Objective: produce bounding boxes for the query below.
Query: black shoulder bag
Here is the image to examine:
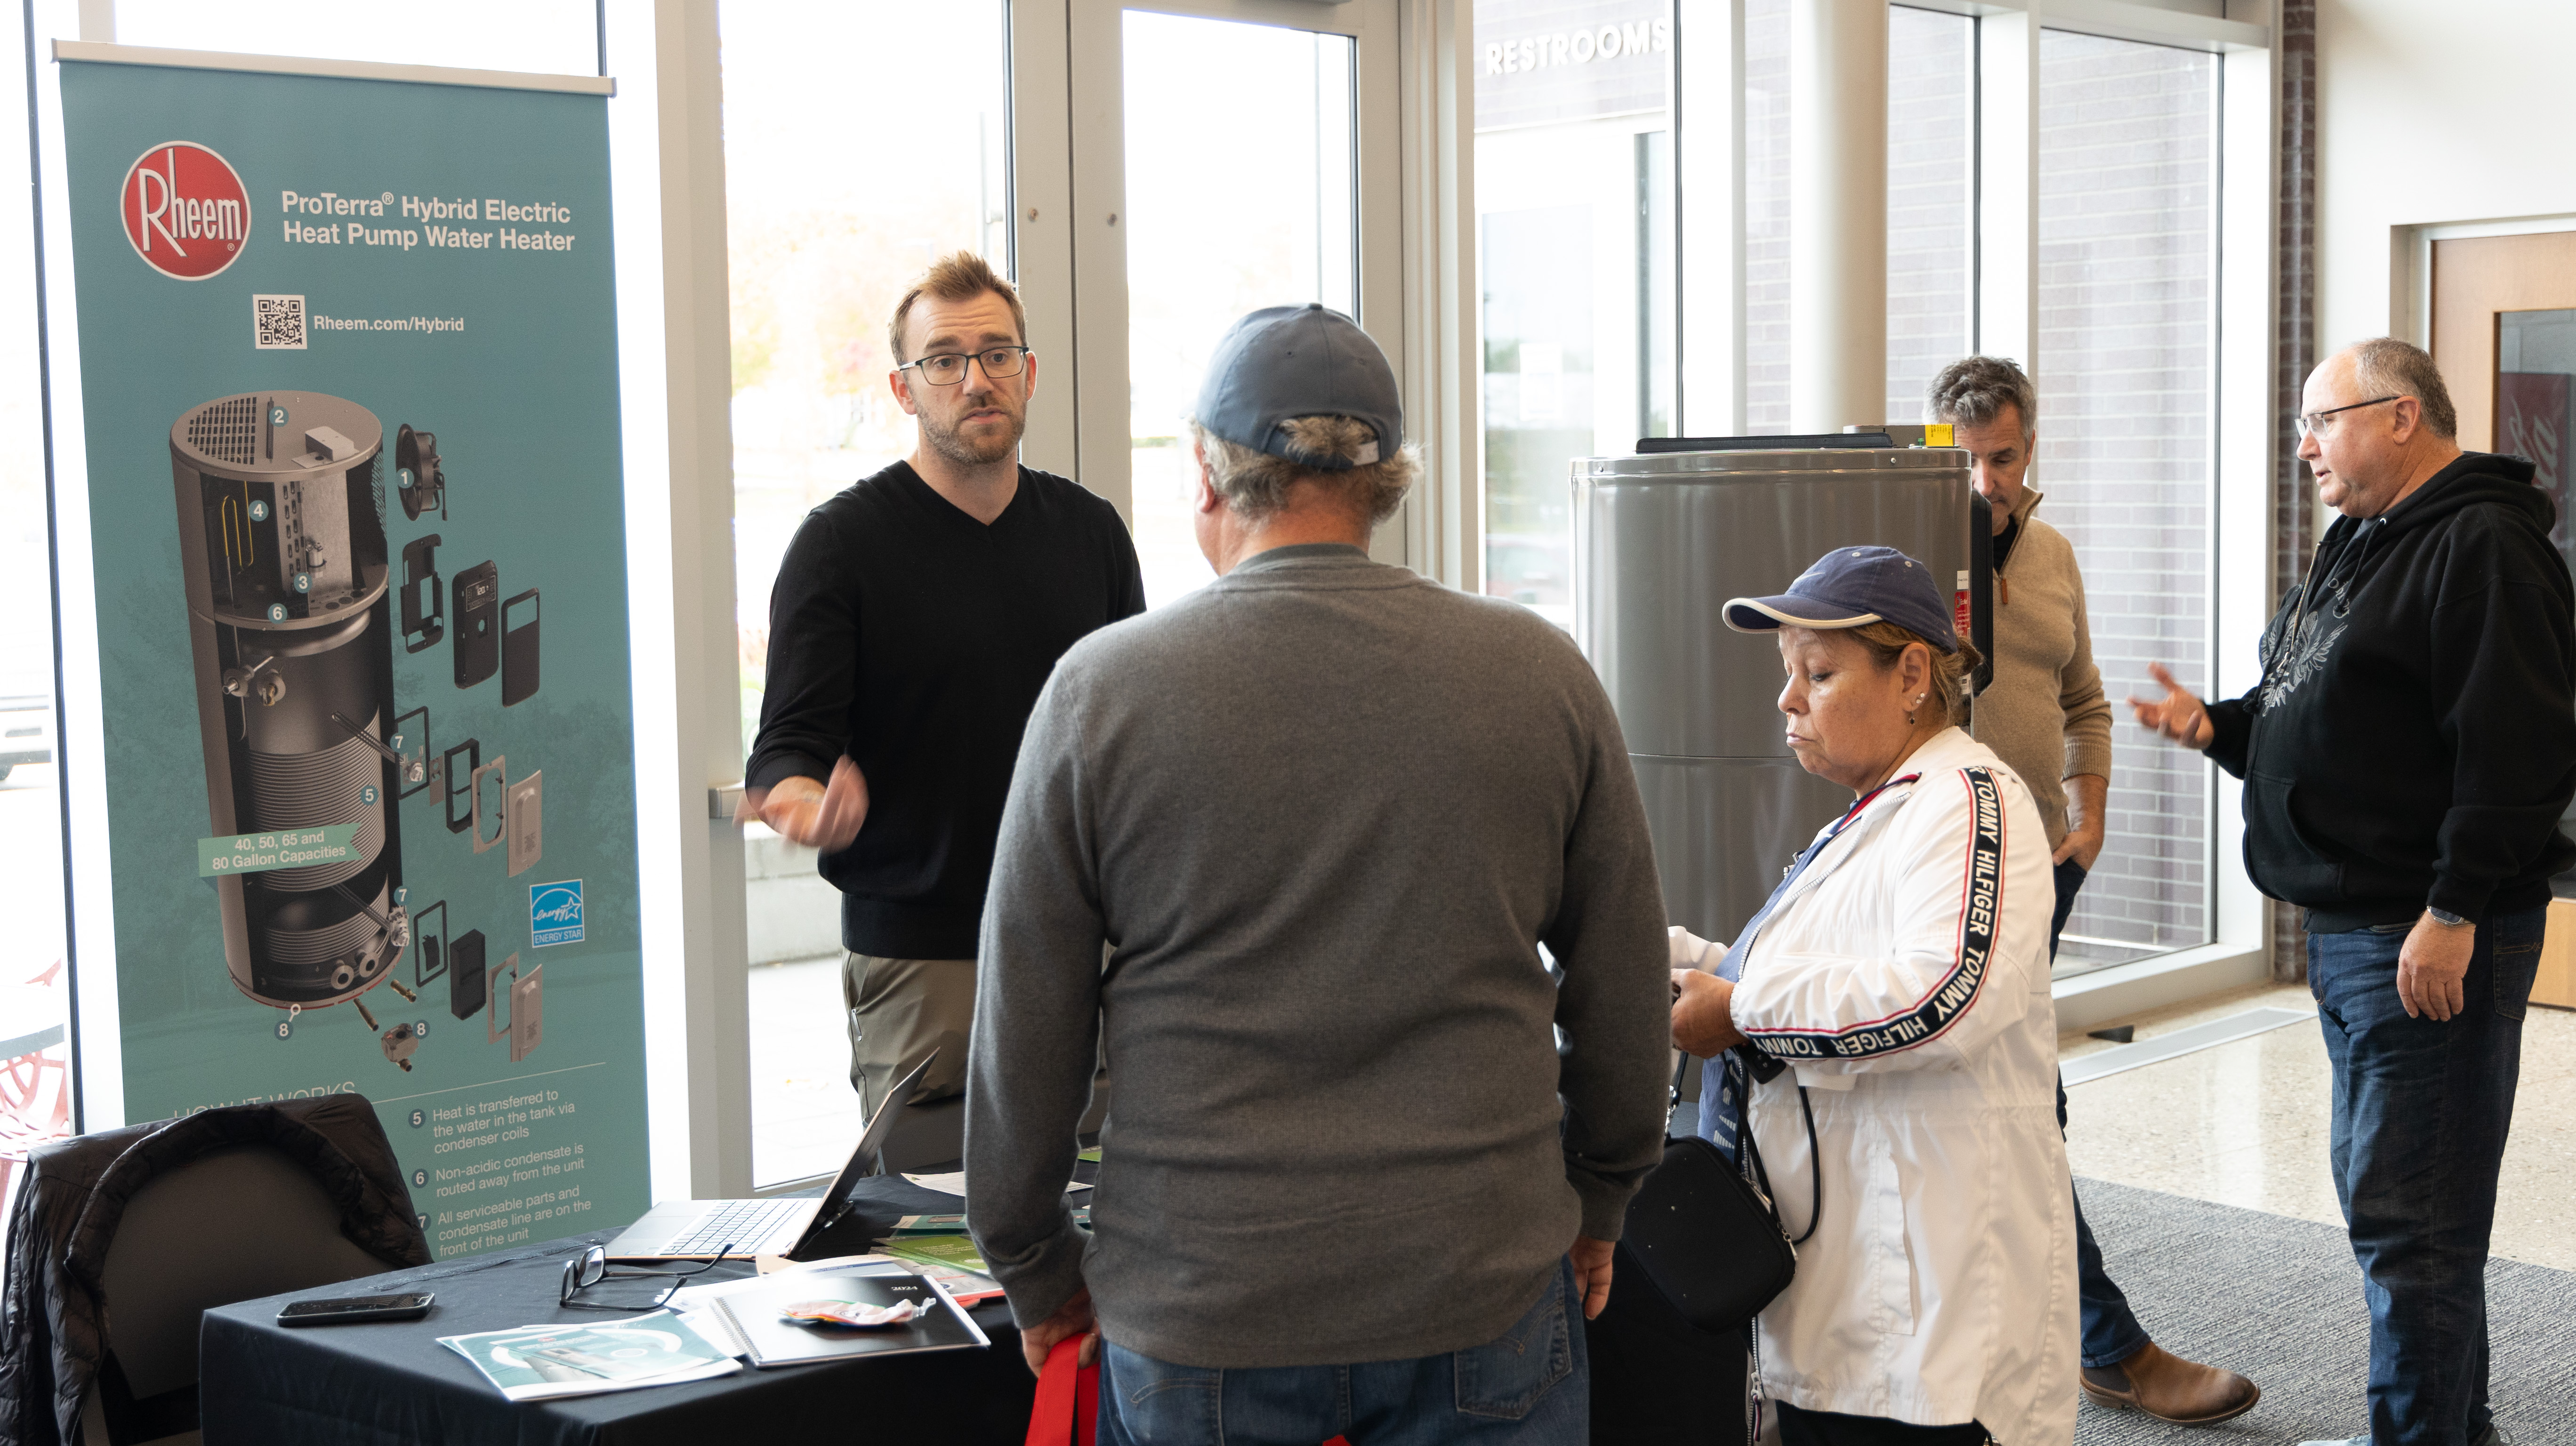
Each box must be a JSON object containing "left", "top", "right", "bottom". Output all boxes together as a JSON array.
[{"left": 1615, "top": 1046, "right": 1820, "bottom": 1335}]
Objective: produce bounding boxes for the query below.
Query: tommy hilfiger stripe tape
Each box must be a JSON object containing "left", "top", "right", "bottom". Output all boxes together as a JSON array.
[{"left": 1747, "top": 767, "right": 2005, "bottom": 1061}]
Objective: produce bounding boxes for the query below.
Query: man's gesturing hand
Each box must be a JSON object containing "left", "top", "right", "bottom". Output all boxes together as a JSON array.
[
  {"left": 2126, "top": 662, "right": 2215, "bottom": 750},
  {"left": 1568, "top": 1236, "right": 1615, "bottom": 1320},
  {"left": 1671, "top": 969, "right": 1746, "bottom": 1058},
  {"left": 2397, "top": 912, "right": 2475, "bottom": 1021},
  {"left": 1020, "top": 1287, "right": 1098, "bottom": 1377},
  {"left": 738, "top": 755, "right": 870, "bottom": 849}
]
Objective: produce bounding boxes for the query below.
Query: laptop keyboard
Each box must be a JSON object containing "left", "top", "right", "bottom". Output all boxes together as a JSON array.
[{"left": 661, "top": 1197, "right": 803, "bottom": 1256}]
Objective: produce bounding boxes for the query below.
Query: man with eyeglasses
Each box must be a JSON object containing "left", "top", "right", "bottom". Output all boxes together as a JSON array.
[
  {"left": 742, "top": 251, "right": 1144, "bottom": 1121},
  {"left": 2133, "top": 337, "right": 2574, "bottom": 1446}
]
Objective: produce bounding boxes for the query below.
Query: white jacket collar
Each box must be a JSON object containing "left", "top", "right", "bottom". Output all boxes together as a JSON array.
[{"left": 1774, "top": 727, "right": 1984, "bottom": 906}]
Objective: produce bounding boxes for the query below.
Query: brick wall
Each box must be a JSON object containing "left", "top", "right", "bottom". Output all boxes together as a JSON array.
[
  {"left": 2271, "top": 0, "right": 2318, "bottom": 979},
  {"left": 2034, "top": 29, "right": 2218, "bottom": 953}
]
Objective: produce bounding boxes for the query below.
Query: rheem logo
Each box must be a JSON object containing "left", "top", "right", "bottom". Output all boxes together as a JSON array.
[{"left": 120, "top": 141, "right": 249, "bottom": 281}]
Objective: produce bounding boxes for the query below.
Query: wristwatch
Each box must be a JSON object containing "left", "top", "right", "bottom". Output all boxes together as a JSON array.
[{"left": 2426, "top": 907, "right": 2472, "bottom": 928}]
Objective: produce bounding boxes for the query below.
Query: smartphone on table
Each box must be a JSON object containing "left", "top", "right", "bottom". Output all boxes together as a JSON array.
[{"left": 276, "top": 1292, "right": 435, "bottom": 1326}]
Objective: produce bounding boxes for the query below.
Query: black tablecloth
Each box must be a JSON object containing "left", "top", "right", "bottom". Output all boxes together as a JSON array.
[{"left": 198, "top": 1177, "right": 1038, "bottom": 1446}]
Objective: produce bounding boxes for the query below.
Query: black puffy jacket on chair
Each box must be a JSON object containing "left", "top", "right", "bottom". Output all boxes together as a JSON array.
[{"left": 0, "top": 1095, "right": 430, "bottom": 1446}]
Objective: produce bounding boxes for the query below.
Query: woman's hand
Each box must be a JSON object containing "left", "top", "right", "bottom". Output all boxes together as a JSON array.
[{"left": 1671, "top": 969, "right": 1746, "bottom": 1057}]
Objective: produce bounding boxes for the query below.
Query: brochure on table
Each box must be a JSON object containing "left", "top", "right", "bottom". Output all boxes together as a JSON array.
[
  {"left": 441, "top": 1311, "right": 740, "bottom": 1401},
  {"left": 700, "top": 1263, "right": 990, "bottom": 1369},
  {"left": 45, "top": 50, "right": 645, "bottom": 1258}
]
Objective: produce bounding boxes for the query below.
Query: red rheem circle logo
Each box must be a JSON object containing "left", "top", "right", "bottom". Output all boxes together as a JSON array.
[{"left": 120, "top": 141, "right": 250, "bottom": 281}]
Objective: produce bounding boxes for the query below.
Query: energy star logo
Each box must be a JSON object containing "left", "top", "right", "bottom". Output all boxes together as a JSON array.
[
  {"left": 120, "top": 141, "right": 250, "bottom": 280},
  {"left": 530, "top": 880, "right": 584, "bottom": 948}
]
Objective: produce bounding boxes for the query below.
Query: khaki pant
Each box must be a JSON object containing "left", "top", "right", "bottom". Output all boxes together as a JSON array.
[
  {"left": 841, "top": 953, "right": 975, "bottom": 1117},
  {"left": 840, "top": 950, "right": 1112, "bottom": 1130}
]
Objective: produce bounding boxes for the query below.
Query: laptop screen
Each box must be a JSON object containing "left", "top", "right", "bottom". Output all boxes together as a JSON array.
[{"left": 811, "top": 1048, "right": 937, "bottom": 1221}]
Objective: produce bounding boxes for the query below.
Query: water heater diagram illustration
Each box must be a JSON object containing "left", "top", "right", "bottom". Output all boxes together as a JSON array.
[{"left": 173, "top": 390, "right": 413, "bottom": 1018}]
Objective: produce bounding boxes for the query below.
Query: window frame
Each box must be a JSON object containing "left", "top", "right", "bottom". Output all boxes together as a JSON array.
[
  {"left": 16, "top": 0, "right": 2279, "bottom": 1169},
  {"left": 1663, "top": 0, "right": 2281, "bottom": 1023},
  {"left": 1021, "top": 0, "right": 1420, "bottom": 571}
]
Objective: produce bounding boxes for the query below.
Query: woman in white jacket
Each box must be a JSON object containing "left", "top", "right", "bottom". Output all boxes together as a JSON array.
[{"left": 1668, "top": 545, "right": 2076, "bottom": 1446}]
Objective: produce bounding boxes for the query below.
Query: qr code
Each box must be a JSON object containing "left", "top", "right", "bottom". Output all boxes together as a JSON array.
[{"left": 253, "top": 294, "right": 306, "bottom": 351}]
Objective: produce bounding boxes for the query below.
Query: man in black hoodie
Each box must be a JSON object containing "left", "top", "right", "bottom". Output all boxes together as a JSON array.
[{"left": 2132, "top": 337, "right": 2573, "bottom": 1446}]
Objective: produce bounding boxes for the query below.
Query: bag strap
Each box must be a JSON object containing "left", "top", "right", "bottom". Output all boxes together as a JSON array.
[
  {"left": 1027, "top": 1336, "right": 1096, "bottom": 1446},
  {"left": 1028, "top": 1335, "right": 1352, "bottom": 1446},
  {"left": 1705, "top": 1043, "right": 1821, "bottom": 1249}
]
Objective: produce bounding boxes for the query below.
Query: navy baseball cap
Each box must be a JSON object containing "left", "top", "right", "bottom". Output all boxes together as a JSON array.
[
  {"left": 1193, "top": 303, "right": 1401, "bottom": 471},
  {"left": 1724, "top": 545, "right": 1960, "bottom": 652}
]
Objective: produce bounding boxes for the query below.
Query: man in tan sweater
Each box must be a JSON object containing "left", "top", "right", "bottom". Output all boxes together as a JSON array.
[{"left": 1930, "top": 356, "right": 2262, "bottom": 1429}]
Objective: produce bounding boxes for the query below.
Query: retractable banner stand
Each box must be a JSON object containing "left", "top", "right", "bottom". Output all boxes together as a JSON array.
[{"left": 50, "top": 54, "right": 644, "bottom": 1257}]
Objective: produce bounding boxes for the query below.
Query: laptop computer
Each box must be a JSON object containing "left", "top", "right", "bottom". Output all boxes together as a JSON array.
[{"left": 604, "top": 1051, "right": 937, "bottom": 1261}]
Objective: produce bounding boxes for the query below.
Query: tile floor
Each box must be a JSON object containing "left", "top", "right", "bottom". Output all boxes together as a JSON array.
[
  {"left": 751, "top": 947, "right": 2576, "bottom": 1272},
  {"left": 2060, "top": 980, "right": 2576, "bottom": 1271}
]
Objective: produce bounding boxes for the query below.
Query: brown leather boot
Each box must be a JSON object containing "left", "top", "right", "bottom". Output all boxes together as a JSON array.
[{"left": 2078, "top": 1342, "right": 2261, "bottom": 1425}]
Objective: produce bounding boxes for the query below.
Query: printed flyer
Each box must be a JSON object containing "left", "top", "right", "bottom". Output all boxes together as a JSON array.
[{"left": 54, "top": 56, "right": 643, "bottom": 1256}]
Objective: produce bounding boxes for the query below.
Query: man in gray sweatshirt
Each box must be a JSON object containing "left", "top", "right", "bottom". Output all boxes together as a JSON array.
[{"left": 967, "top": 303, "right": 1670, "bottom": 1444}]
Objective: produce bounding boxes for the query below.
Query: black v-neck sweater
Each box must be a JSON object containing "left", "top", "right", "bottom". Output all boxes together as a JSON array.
[{"left": 747, "top": 461, "right": 1145, "bottom": 957}]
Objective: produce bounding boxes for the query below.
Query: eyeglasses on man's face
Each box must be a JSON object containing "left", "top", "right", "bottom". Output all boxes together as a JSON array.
[
  {"left": 558, "top": 1242, "right": 731, "bottom": 1310},
  {"left": 898, "top": 345, "right": 1033, "bottom": 386},
  {"left": 2294, "top": 394, "right": 2400, "bottom": 441}
]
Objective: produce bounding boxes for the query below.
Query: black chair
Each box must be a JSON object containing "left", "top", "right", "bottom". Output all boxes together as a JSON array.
[
  {"left": 0, "top": 1097, "right": 428, "bottom": 1446},
  {"left": 83, "top": 1142, "right": 407, "bottom": 1445}
]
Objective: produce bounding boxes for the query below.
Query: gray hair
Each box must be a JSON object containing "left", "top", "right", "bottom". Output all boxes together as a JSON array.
[
  {"left": 1925, "top": 355, "right": 2037, "bottom": 441},
  {"left": 1187, "top": 415, "right": 1418, "bottom": 525},
  {"left": 2344, "top": 337, "right": 2459, "bottom": 439}
]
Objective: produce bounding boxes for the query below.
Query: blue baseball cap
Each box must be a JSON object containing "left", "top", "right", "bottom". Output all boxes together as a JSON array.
[
  {"left": 1724, "top": 545, "right": 1960, "bottom": 652},
  {"left": 1193, "top": 303, "right": 1401, "bottom": 471}
]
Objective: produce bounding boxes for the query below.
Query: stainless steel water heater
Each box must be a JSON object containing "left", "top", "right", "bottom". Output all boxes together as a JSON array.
[
  {"left": 1572, "top": 442, "right": 1982, "bottom": 942},
  {"left": 174, "top": 390, "right": 411, "bottom": 1013}
]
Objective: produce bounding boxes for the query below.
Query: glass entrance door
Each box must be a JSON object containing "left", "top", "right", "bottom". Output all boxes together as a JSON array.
[
  {"left": 719, "top": 0, "right": 1012, "bottom": 1189},
  {"left": 1121, "top": 10, "right": 1357, "bottom": 606},
  {"left": 1064, "top": 0, "right": 1400, "bottom": 604}
]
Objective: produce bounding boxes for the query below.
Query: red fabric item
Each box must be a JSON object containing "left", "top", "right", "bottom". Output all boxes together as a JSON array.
[
  {"left": 1021, "top": 1335, "right": 1352, "bottom": 1446},
  {"left": 1026, "top": 1336, "right": 1095, "bottom": 1446}
]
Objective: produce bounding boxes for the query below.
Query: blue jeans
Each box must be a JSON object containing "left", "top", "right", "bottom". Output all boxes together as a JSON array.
[
  {"left": 2049, "top": 857, "right": 2155, "bottom": 1369},
  {"left": 2309, "top": 906, "right": 2545, "bottom": 1446},
  {"left": 1099, "top": 1259, "right": 1587, "bottom": 1446}
]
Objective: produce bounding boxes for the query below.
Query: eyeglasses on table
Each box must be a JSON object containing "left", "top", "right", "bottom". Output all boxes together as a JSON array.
[{"left": 558, "top": 1241, "right": 735, "bottom": 1311}]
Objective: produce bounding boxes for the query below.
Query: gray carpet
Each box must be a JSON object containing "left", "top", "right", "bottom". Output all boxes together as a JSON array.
[{"left": 2073, "top": 1180, "right": 2576, "bottom": 1445}]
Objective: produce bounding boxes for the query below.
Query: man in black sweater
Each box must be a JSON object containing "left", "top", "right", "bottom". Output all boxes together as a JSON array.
[
  {"left": 2133, "top": 337, "right": 2574, "bottom": 1446},
  {"left": 741, "top": 252, "right": 1144, "bottom": 1117}
]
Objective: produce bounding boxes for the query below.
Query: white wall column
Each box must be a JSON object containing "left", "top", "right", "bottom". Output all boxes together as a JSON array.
[
  {"left": 606, "top": 0, "right": 752, "bottom": 1202},
  {"left": 1010, "top": 0, "right": 1078, "bottom": 483},
  {"left": 1675, "top": 0, "right": 1743, "bottom": 437},
  {"left": 1787, "top": 0, "right": 1886, "bottom": 432},
  {"left": 1975, "top": 8, "right": 2038, "bottom": 368},
  {"left": 1396, "top": 0, "right": 1478, "bottom": 591}
]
